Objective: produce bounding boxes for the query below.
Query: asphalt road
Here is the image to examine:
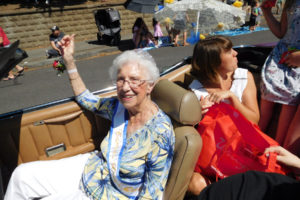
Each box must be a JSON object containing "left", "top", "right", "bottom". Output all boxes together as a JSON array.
[{"left": 0, "top": 30, "right": 278, "bottom": 115}]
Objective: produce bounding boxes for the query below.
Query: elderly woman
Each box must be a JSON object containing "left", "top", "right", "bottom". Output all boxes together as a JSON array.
[{"left": 4, "top": 34, "right": 175, "bottom": 200}]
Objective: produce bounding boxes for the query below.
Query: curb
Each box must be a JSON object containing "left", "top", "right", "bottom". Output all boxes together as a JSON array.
[{"left": 21, "top": 46, "right": 119, "bottom": 69}]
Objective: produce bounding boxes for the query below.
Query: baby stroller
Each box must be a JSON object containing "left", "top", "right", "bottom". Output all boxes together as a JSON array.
[{"left": 94, "top": 8, "right": 121, "bottom": 46}]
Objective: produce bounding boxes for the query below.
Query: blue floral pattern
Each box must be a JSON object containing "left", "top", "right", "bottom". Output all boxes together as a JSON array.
[{"left": 76, "top": 90, "right": 175, "bottom": 200}]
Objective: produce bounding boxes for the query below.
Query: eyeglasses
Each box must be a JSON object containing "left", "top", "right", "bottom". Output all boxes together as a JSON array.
[{"left": 114, "top": 78, "right": 152, "bottom": 89}]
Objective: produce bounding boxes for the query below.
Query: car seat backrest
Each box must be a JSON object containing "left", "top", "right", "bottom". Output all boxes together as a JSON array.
[{"left": 151, "top": 79, "right": 202, "bottom": 200}]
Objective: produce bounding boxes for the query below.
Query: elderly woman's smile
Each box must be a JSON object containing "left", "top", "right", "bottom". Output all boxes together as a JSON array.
[{"left": 116, "top": 62, "right": 152, "bottom": 111}]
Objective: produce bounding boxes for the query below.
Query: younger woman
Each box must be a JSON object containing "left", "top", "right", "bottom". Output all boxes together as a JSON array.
[
  {"left": 189, "top": 35, "right": 259, "bottom": 123},
  {"left": 188, "top": 35, "right": 260, "bottom": 194}
]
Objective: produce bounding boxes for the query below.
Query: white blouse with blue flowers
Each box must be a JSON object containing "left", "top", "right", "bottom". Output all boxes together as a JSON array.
[{"left": 76, "top": 90, "right": 175, "bottom": 200}]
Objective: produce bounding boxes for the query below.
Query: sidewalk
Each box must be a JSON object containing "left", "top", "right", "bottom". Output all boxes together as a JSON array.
[{"left": 21, "top": 35, "right": 133, "bottom": 70}]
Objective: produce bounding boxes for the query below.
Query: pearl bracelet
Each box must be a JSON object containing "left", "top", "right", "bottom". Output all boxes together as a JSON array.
[{"left": 67, "top": 68, "right": 78, "bottom": 74}]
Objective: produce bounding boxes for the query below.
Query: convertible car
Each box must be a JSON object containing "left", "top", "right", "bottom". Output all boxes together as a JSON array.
[{"left": 0, "top": 45, "right": 273, "bottom": 200}]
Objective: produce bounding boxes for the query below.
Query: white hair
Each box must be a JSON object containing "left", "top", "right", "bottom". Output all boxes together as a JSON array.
[{"left": 109, "top": 50, "right": 160, "bottom": 82}]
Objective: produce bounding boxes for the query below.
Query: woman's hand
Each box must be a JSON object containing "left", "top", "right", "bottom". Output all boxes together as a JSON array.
[
  {"left": 264, "top": 146, "right": 300, "bottom": 169},
  {"left": 284, "top": 51, "right": 300, "bottom": 68},
  {"left": 58, "top": 34, "right": 87, "bottom": 96},
  {"left": 58, "top": 34, "right": 75, "bottom": 64},
  {"left": 208, "top": 91, "right": 233, "bottom": 104},
  {"left": 200, "top": 96, "right": 214, "bottom": 114}
]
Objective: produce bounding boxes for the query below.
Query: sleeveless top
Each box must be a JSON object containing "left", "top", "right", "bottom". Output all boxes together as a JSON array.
[{"left": 189, "top": 68, "right": 248, "bottom": 103}]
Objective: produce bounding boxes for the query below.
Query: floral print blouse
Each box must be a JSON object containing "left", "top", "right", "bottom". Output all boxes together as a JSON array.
[{"left": 76, "top": 90, "right": 175, "bottom": 200}]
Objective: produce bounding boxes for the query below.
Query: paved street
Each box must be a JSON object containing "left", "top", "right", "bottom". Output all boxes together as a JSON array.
[{"left": 0, "top": 30, "right": 278, "bottom": 115}]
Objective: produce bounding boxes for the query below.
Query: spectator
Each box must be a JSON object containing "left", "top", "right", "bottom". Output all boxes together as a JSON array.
[
  {"left": 172, "top": 11, "right": 189, "bottom": 46},
  {"left": 249, "top": 0, "right": 260, "bottom": 31},
  {"left": 132, "top": 18, "right": 154, "bottom": 48},
  {"left": 256, "top": 4, "right": 263, "bottom": 27},
  {"left": 153, "top": 18, "right": 163, "bottom": 38},
  {"left": 259, "top": 0, "right": 300, "bottom": 153},
  {"left": 152, "top": 18, "right": 163, "bottom": 46},
  {"left": 0, "top": 27, "right": 24, "bottom": 81},
  {"left": 46, "top": 26, "right": 64, "bottom": 58}
]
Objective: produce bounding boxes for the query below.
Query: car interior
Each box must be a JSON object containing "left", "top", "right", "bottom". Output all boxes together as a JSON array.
[
  {"left": 0, "top": 46, "right": 279, "bottom": 200},
  {"left": 0, "top": 64, "right": 202, "bottom": 200}
]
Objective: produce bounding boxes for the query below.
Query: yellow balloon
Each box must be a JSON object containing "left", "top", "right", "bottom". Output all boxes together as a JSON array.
[
  {"left": 233, "top": 1, "right": 243, "bottom": 7},
  {"left": 200, "top": 34, "right": 206, "bottom": 40},
  {"left": 164, "top": 0, "right": 174, "bottom": 3},
  {"left": 164, "top": 17, "right": 173, "bottom": 24},
  {"left": 217, "top": 22, "right": 224, "bottom": 29}
]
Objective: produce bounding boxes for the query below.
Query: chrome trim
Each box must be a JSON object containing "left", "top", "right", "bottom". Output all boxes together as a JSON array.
[
  {"left": 0, "top": 86, "right": 117, "bottom": 120},
  {"left": 0, "top": 45, "right": 273, "bottom": 120}
]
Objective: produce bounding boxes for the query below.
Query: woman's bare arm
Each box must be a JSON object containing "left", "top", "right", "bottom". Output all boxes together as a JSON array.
[
  {"left": 233, "top": 71, "right": 260, "bottom": 124},
  {"left": 261, "top": 1, "right": 288, "bottom": 38},
  {"left": 59, "top": 34, "right": 87, "bottom": 96}
]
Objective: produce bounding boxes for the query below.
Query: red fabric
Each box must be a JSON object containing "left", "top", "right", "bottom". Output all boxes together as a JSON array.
[
  {"left": 0, "top": 27, "right": 10, "bottom": 47},
  {"left": 195, "top": 103, "right": 287, "bottom": 179}
]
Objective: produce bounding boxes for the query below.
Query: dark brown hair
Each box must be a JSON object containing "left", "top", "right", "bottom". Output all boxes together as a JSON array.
[{"left": 191, "top": 35, "right": 233, "bottom": 84}]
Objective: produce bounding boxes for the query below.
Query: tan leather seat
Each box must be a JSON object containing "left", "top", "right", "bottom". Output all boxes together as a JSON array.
[
  {"left": 151, "top": 79, "right": 202, "bottom": 200},
  {"left": 0, "top": 79, "right": 202, "bottom": 199}
]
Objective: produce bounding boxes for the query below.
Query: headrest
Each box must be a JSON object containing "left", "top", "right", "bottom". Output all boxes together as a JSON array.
[{"left": 151, "top": 79, "right": 201, "bottom": 126}]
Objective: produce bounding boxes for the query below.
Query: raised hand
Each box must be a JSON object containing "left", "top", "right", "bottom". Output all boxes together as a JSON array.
[{"left": 58, "top": 34, "right": 75, "bottom": 62}]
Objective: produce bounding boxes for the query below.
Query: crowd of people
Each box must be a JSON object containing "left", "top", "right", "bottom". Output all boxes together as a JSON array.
[
  {"left": 2, "top": 0, "right": 300, "bottom": 199},
  {"left": 132, "top": 14, "right": 190, "bottom": 48}
]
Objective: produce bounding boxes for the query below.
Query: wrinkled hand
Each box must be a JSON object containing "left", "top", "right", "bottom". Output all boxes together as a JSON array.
[
  {"left": 200, "top": 96, "right": 214, "bottom": 114},
  {"left": 58, "top": 34, "right": 75, "bottom": 62},
  {"left": 264, "top": 146, "right": 300, "bottom": 169},
  {"left": 284, "top": 51, "right": 300, "bottom": 68},
  {"left": 208, "top": 91, "right": 233, "bottom": 104}
]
